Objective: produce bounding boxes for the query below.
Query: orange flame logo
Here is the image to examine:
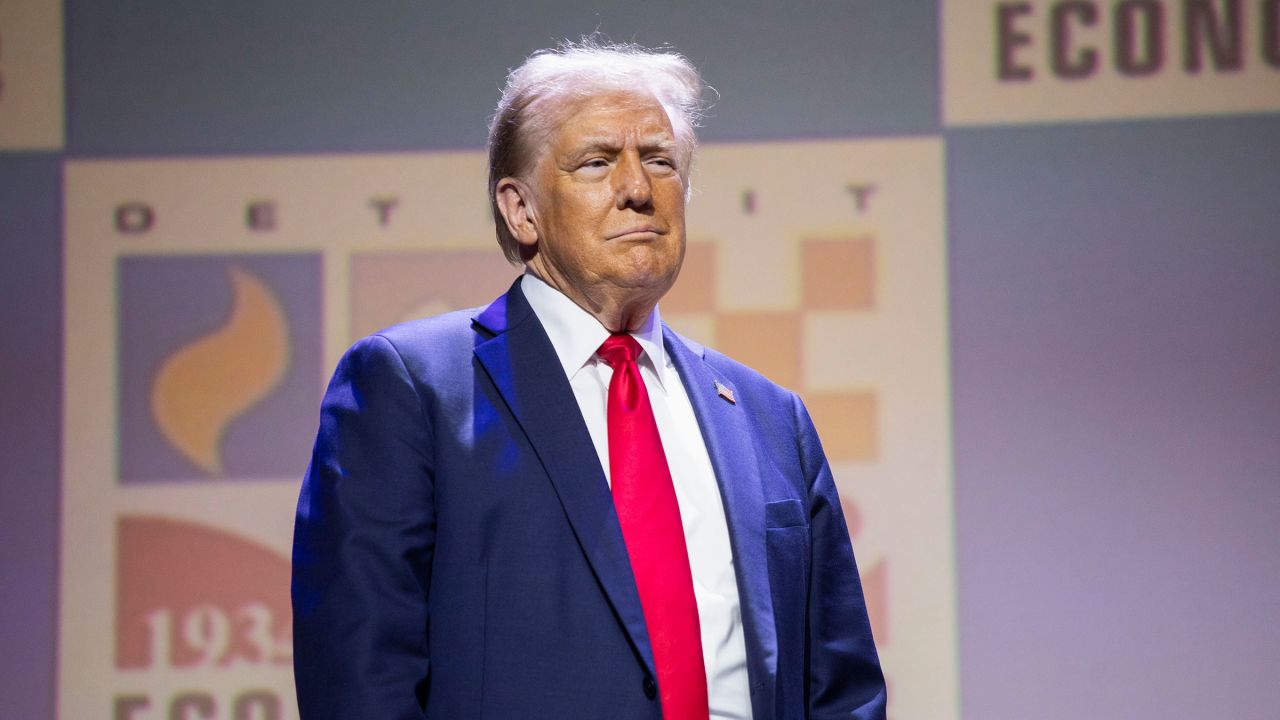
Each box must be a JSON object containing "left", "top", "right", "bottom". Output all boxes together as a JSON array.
[{"left": 149, "top": 266, "right": 290, "bottom": 475}]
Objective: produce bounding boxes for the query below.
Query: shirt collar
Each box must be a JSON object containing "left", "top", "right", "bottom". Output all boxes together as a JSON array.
[{"left": 520, "top": 271, "right": 668, "bottom": 387}]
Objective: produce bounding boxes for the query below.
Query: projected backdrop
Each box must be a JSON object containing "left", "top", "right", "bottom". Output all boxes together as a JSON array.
[{"left": 62, "top": 139, "right": 954, "bottom": 719}]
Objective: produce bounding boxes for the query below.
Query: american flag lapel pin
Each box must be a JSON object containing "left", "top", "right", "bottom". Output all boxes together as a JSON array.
[{"left": 715, "top": 380, "right": 736, "bottom": 404}]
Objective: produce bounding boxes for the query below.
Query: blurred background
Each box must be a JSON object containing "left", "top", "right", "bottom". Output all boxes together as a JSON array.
[{"left": 2, "top": 1, "right": 1278, "bottom": 718}]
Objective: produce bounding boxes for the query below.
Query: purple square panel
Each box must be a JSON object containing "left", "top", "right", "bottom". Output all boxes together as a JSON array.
[{"left": 118, "top": 253, "right": 323, "bottom": 483}]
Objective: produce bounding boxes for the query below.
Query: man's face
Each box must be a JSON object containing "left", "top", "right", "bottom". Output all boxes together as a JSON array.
[{"left": 519, "top": 90, "right": 687, "bottom": 314}]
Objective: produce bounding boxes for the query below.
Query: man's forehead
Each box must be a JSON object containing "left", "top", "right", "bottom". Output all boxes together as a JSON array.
[
  {"left": 517, "top": 87, "right": 691, "bottom": 176},
  {"left": 551, "top": 93, "right": 675, "bottom": 138}
]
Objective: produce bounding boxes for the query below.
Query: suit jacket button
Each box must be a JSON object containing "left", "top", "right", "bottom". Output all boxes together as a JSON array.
[{"left": 642, "top": 676, "right": 657, "bottom": 699}]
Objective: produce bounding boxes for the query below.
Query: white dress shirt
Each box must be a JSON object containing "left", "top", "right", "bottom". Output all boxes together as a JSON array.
[{"left": 520, "top": 272, "right": 754, "bottom": 719}]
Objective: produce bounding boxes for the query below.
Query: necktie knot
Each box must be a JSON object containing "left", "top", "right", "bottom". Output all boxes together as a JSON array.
[{"left": 597, "top": 333, "right": 642, "bottom": 367}]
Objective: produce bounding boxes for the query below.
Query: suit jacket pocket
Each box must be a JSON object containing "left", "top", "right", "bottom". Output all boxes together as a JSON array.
[
  {"left": 765, "top": 497, "right": 806, "bottom": 529},
  {"left": 764, "top": 497, "right": 809, "bottom": 708}
]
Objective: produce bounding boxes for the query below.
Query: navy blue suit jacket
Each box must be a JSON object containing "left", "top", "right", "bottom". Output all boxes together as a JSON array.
[{"left": 292, "top": 278, "right": 885, "bottom": 719}]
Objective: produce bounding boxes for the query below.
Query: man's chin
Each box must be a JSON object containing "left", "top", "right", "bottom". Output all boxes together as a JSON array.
[
  {"left": 613, "top": 270, "right": 680, "bottom": 302},
  {"left": 609, "top": 250, "right": 679, "bottom": 281}
]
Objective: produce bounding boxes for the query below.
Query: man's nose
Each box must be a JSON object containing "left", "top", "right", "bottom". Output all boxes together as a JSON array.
[{"left": 613, "top": 152, "right": 653, "bottom": 210}]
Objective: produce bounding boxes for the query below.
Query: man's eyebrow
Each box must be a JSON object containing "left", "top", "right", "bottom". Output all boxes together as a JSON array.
[
  {"left": 570, "top": 137, "right": 624, "bottom": 156},
  {"left": 569, "top": 134, "right": 677, "bottom": 155},
  {"left": 637, "top": 135, "right": 678, "bottom": 153}
]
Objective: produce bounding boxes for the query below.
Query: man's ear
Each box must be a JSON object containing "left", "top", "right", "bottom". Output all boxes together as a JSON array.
[{"left": 495, "top": 177, "right": 539, "bottom": 250}]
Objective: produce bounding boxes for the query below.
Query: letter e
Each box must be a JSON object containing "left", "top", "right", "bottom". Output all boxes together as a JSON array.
[
  {"left": 246, "top": 200, "right": 277, "bottom": 231},
  {"left": 997, "top": 2, "right": 1036, "bottom": 80}
]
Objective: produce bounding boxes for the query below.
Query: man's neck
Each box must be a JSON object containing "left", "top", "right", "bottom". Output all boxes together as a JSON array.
[{"left": 522, "top": 266, "right": 660, "bottom": 333}]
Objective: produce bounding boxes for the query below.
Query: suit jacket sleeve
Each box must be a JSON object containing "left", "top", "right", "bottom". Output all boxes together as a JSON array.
[
  {"left": 793, "top": 392, "right": 888, "bottom": 719},
  {"left": 292, "top": 334, "right": 435, "bottom": 720}
]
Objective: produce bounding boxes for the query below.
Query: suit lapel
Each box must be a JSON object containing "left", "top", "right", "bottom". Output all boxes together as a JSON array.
[
  {"left": 665, "top": 326, "right": 780, "bottom": 718},
  {"left": 472, "top": 281, "right": 657, "bottom": 678}
]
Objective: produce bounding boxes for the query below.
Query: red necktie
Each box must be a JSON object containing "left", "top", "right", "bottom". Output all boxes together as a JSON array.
[{"left": 597, "top": 333, "right": 709, "bottom": 720}]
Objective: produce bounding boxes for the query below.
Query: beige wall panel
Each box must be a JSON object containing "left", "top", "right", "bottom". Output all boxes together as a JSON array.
[{"left": 945, "top": 0, "right": 1280, "bottom": 125}]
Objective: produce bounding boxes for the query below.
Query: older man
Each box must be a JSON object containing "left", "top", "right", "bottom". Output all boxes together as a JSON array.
[{"left": 292, "top": 41, "right": 886, "bottom": 720}]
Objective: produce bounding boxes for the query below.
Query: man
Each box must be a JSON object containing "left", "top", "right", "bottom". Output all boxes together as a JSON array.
[{"left": 293, "top": 41, "right": 886, "bottom": 720}]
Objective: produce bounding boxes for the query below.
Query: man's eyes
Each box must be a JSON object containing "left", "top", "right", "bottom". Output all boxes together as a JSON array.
[{"left": 574, "top": 156, "right": 677, "bottom": 172}]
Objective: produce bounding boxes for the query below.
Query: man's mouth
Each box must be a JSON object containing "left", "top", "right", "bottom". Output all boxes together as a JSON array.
[{"left": 608, "top": 226, "right": 664, "bottom": 241}]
